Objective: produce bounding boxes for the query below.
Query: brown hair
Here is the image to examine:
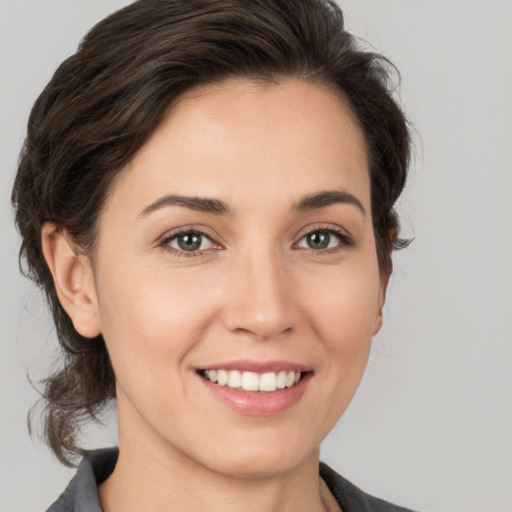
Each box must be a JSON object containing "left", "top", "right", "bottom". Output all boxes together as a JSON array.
[{"left": 12, "top": 0, "right": 411, "bottom": 466}]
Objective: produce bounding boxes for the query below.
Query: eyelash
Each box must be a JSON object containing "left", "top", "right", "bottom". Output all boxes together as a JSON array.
[
  {"left": 159, "top": 228, "right": 219, "bottom": 258},
  {"left": 295, "top": 226, "right": 354, "bottom": 254},
  {"left": 159, "top": 225, "right": 354, "bottom": 258}
]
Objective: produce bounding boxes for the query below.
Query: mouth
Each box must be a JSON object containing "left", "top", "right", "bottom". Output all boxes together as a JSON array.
[
  {"left": 198, "top": 369, "right": 305, "bottom": 392},
  {"left": 196, "top": 360, "right": 313, "bottom": 414}
]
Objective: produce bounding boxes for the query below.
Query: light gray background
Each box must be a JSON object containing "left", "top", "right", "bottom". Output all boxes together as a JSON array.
[{"left": 1, "top": 1, "right": 511, "bottom": 511}]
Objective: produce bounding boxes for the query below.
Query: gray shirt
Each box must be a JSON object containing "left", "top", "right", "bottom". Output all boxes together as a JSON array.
[{"left": 46, "top": 448, "right": 417, "bottom": 512}]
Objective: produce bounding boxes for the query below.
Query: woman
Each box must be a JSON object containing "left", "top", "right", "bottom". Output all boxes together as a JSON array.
[{"left": 11, "top": 0, "right": 414, "bottom": 510}]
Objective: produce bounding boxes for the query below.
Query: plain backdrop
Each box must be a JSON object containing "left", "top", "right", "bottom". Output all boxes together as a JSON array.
[{"left": 1, "top": 1, "right": 511, "bottom": 511}]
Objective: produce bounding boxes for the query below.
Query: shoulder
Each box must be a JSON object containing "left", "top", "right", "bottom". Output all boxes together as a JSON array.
[
  {"left": 320, "top": 462, "right": 418, "bottom": 512},
  {"left": 45, "top": 448, "right": 118, "bottom": 512}
]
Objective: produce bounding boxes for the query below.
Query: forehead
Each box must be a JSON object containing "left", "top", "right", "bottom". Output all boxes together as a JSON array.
[
  {"left": 166, "top": 78, "right": 366, "bottom": 163},
  {"left": 103, "top": 79, "right": 370, "bottom": 218}
]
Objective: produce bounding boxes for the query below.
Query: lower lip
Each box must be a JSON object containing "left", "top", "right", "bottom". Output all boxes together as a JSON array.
[{"left": 199, "top": 373, "right": 312, "bottom": 415}]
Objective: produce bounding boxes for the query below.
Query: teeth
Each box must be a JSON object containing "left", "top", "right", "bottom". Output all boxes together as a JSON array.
[
  {"left": 260, "top": 372, "right": 277, "bottom": 392},
  {"left": 217, "top": 370, "right": 228, "bottom": 386},
  {"left": 241, "top": 371, "right": 259, "bottom": 391},
  {"left": 203, "top": 369, "right": 303, "bottom": 392},
  {"left": 276, "top": 370, "right": 287, "bottom": 389},
  {"left": 228, "top": 370, "right": 242, "bottom": 388}
]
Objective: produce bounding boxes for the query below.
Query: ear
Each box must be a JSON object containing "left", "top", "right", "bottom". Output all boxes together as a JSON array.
[
  {"left": 373, "top": 260, "right": 392, "bottom": 336},
  {"left": 41, "top": 223, "right": 101, "bottom": 338}
]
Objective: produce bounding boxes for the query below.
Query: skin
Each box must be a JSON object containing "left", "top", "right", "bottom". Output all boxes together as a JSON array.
[{"left": 42, "top": 79, "right": 388, "bottom": 512}]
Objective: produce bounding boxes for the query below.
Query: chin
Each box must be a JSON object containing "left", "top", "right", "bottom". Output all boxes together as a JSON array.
[
  {"left": 209, "top": 449, "right": 313, "bottom": 480},
  {"left": 190, "top": 426, "right": 321, "bottom": 480}
]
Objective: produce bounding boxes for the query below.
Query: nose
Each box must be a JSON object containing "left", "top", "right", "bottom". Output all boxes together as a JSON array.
[{"left": 221, "top": 248, "right": 294, "bottom": 340}]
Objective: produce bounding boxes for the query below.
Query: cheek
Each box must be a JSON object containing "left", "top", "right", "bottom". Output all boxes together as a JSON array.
[
  {"left": 303, "top": 257, "right": 381, "bottom": 372},
  {"left": 293, "top": 258, "right": 381, "bottom": 442},
  {"left": 94, "top": 264, "right": 212, "bottom": 383}
]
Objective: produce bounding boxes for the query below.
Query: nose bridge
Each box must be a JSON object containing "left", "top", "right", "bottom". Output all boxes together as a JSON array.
[{"left": 222, "top": 241, "right": 293, "bottom": 339}]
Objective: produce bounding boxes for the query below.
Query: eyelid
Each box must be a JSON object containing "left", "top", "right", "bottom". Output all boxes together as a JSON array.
[
  {"left": 156, "top": 223, "right": 354, "bottom": 257},
  {"left": 293, "top": 224, "right": 355, "bottom": 251},
  {"left": 157, "top": 225, "right": 224, "bottom": 256}
]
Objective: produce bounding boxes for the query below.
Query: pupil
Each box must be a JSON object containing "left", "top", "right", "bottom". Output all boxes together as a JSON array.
[
  {"left": 178, "top": 234, "right": 201, "bottom": 251},
  {"left": 308, "top": 232, "right": 330, "bottom": 249}
]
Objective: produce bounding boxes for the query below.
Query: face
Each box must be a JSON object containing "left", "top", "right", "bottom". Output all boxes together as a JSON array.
[{"left": 85, "top": 80, "right": 385, "bottom": 477}]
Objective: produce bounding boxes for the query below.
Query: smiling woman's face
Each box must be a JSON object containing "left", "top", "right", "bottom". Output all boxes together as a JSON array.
[{"left": 82, "top": 79, "right": 385, "bottom": 477}]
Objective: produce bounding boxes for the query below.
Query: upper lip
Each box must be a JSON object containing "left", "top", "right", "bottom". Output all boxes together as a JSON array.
[{"left": 198, "top": 359, "right": 312, "bottom": 373}]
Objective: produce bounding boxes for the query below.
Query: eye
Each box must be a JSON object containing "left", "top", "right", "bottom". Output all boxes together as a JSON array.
[
  {"left": 161, "top": 230, "right": 217, "bottom": 255},
  {"left": 296, "top": 228, "right": 351, "bottom": 251}
]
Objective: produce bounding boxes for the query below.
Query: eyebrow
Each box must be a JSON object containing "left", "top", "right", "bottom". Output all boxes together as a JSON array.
[
  {"left": 294, "top": 190, "right": 366, "bottom": 217},
  {"left": 139, "top": 189, "right": 365, "bottom": 219},
  {"left": 140, "top": 195, "right": 232, "bottom": 217}
]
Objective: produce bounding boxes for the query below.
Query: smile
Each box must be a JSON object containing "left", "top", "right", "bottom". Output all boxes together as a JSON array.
[
  {"left": 197, "top": 360, "right": 313, "bottom": 415},
  {"left": 201, "top": 369, "right": 302, "bottom": 392}
]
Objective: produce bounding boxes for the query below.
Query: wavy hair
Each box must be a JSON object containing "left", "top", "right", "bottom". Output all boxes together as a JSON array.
[{"left": 12, "top": 0, "right": 411, "bottom": 466}]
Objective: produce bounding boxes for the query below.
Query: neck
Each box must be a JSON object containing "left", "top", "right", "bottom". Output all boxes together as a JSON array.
[{"left": 99, "top": 432, "right": 329, "bottom": 512}]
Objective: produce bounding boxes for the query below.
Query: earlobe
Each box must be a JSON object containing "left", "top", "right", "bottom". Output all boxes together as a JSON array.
[
  {"left": 41, "top": 223, "right": 101, "bottom": 338},
  {"left": 373, "top": 263, "right": 392, "bottom": 336},
  {"left": 372, "top": 302, "right": 383, "bottom": 336}
]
